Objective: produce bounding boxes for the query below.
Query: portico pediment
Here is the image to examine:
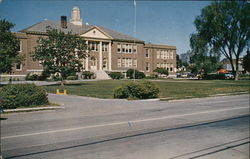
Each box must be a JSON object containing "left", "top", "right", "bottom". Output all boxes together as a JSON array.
[{"left": 80, "top": 26, "right": 113, "bottom": 40}]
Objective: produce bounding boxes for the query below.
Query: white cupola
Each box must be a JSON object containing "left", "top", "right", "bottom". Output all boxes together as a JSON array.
[{"left": 70, "top": 6, "right": 83, "bottom": 26}]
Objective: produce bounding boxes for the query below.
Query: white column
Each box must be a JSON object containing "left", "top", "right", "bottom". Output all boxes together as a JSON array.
[
  {"left": 99, "top": 41, "right": 102, "bottom": 70},
  {"left": 108, "top": 42, "right": 112, "bottom": 71},
  {"left": 85, "top": 40, "right": 89, "bottom": 71}
]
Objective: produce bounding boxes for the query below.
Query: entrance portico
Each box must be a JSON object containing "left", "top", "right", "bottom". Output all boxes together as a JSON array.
[{"left": 80, "top": 26, "right": 113, "bottom": 72}]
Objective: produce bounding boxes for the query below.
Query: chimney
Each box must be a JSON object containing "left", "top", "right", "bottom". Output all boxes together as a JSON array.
[{"left": 61, "top": 16, "right": 67, "bottom": 29}]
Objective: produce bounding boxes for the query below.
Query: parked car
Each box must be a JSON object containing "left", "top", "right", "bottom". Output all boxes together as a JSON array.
[{"left": 225, "top": 73, "right": 234, "bottom": 79}]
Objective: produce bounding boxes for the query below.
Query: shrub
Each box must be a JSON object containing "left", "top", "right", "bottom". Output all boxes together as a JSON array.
[
  {"left": 82, "top": 71, "right": 95, "bottom": 79},
  {"left": 109, "top": 72, "right": 124, "bottom": 79},
  {"left": 203, "top": 74, "right": 225, "bottom": 80},
  {"left": 25, "top": 73, "right": 39, "bottom": 81},
  {"left": 153, "top": 67, "right": 169, "bottom": 76},
  {"left": 0, "top": 84, "right": 48, "bottom": 109},
  {"left": 25, "top": 72, "right": 49, "bottom": 81},
  {"left": 52, "top": 74, "right": 62, "bottom": 81},
  {"left": 113, "top": 81, "right": 159, "bottom": 99},
  {"left": 38, "top": 71, "right": 50, "bottom": 81},
  {"left": 126, "top": 69, "right": 145, "bottom": 79},
  {"left": 66, "top": 76, "right": 78, "bottom": 80}
]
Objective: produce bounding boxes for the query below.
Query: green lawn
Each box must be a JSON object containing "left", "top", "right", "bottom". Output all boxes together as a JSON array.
[{"left": 42, "top": 79, "right": 249, "bottom": 100}]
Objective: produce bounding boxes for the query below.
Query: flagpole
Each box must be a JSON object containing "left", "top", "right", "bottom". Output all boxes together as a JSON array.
[{"left": 133, "top": 0, "right": 136, "bottom": 81}]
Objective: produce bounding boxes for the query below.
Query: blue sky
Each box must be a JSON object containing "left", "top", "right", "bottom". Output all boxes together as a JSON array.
[{"left": 0, "top": 0, "right": 211, "bottom": 54}]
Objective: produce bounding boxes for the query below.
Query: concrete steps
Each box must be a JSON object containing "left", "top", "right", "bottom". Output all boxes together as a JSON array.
[{"left": 92, "top": 70, "right": 111, "bottom": 79}]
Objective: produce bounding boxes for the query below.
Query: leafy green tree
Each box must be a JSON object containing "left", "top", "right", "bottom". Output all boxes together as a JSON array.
[
  {"left": 242, "top": 51, "right": 250, "bottom": 73},
  {"left": 153, "top": 67, "right": 169, "bottom": 76},
  {"left": 33, "top": 27, "right": 87, "bottom": 85},
  {"left": 176, "top": 54, "right": 182, "bottom": 69},
  {"left": 0, "top": 19, "right": 23, "bottom": 74},
  {"left": 126, "top": 69, "right": 145, "bottom": 79},
  {"left": 191, "top": 1, "right": 249, "bottom": 80}
]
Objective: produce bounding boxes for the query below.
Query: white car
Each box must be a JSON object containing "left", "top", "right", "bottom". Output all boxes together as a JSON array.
[{"left": 225, "top": 73, "right": 234, "bottom": 79}]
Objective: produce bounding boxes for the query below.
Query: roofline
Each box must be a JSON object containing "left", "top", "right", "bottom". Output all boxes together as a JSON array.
[
  {"left": 113, "top": 39, "right": 144, "bottom": 44},
  {"left": 79, "top": 26, "right": 114, "bottom": 40},
  {"left": 144, "top": 43, "right": 176, "bottom": 49}
]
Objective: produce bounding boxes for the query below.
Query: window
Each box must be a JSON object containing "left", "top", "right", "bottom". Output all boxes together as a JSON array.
[
  {"left": 122, "top": 44, "right": 126, "bottom": 53},
  {"left": 17, "top": 41, "right": 22, "bottom": 52},
  {"left": 146, "top": 62, "right": 150, "bottom": 72},
  {"left": 102, "top": 43, "right": 108, "bottom": 52},
  {"left": 166, "top": 50, "right": 170, "bottom": 59},
  {"left": 125, "top": 44, "right": 128, "bottom": 53},
  {"left": 128, "top": 45, "right": 132, "bottom": 53},
  {"left": 121, "top": 58, "right": 125, "bottom": 67},
  {"left": 170, "top": 64, "right": 174, "bottom": 71},
  {"left": 133, "top": 45, "right": 137, "bottom": 54},
  {"left": 156, "top": 50, "right": 160, "bottom": 59},
  {"left": 15, "top": 63, "right": 22, "bottom": 71},
  {"left": 170, "top": 51, "right": 174, "bottom": 59},
  {"left": 145, "top": 49, "right": 149, "bottom": 58},
  {"left": 160, "top": 51, "right": 164, "bottom": 59},
  {"left": 128, "top": 59, "right": 132, "bottom": 67},
  {"left": 117, "top": 58, "right": 122, "bottom": 67},
  {"left": 133, "top": 59, "right": 137, "bottom": 67},
  {"left": 89, "top": 41, "right": 98, "bottom": 51},
  {"left": 117, "top": 43, "right": 121, "bottom": 53}
]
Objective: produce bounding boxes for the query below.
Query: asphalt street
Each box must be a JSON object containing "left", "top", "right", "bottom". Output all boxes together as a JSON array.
[{"left": 1, "top": 94, "right": 249, "bottom": 159}]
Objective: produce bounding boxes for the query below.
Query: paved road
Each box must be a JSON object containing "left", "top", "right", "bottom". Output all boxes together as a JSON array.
[{"left": 1, "top": 94, "right": 249, "bottom": 159}]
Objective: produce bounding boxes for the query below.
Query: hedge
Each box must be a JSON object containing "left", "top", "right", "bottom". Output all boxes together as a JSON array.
[
  {"left": 109, "top": 72, "right": 124, "bottom": 79},
  {"left": 113, "top": 81, "right": 159, "bottom": 99},
  {"left": 0, "top": 84, "right": 49, "bottom": 109}
]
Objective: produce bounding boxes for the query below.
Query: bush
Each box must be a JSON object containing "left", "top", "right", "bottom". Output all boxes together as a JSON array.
[
  {"left": 153, "top": 67, "right": 169, "bottom": 76},
  {"left": 109, "top": 72, "right": 124, "bottom": 79},
  {"left": 82, "top": 71, "right": 95, "bottom": 79},
  {"left": 203, "top": 74, "right": 225, "bottom": 80},
  {"left": 52, "top": 74, "right": 62, "bottom": 81},
  {"left": 25, "top": 73, "right": 39, "bottom": 81},
  {"left": 126, "top": 69, "right": 145, "bottom": 79},
  {"left": 0, "top": 84, "right": 48, "bottom": 109},
  {"left": 66, "top": 76, "right": 78, "bottom": 80},
  {"left": 113, "top": 81, "right": 160, "bottom": 99},
  {"left": 25, "top": 72, "right": 49, "bottom": 81}
]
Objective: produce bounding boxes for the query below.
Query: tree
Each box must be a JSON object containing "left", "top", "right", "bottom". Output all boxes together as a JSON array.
[
  {"left": 191, "top": 1, "right": 249, "bottom": 80},
  {"left": 153, "top": 67, "right": 169, "bottom": 77},
  {"left": 33, "top": 27, "right": 87, "bottom": 85},
  {"left": 242, "top": 51, "right": 250, "bottom": 73},
  {"left": 0, "top": 19, "right": 23, "bottom": 74},
  {"left": 176, "top": 54, "right": 182, "bottom": 69},
  {"left": 126, "top": 69, "right": 145, "bottom": 79}
]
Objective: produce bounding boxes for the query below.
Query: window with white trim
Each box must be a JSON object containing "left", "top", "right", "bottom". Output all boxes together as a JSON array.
[
  {"left": 15, "top": 63, "right": 22, "bottom": 71},
  {"left": 146, "top": 62, "right": 150, "bottom": 72},
  {"left": 89, "top": 41, "right": 99, "bottom": 51},
  {"left": 117, "top": 43, "right": 121, "bottom": 53},
  {"left": 17, "top": 41, "right": 22, "bottom": 52},
  {"left": 145, "top": 49, "right": 149, "bottom": 58},
  {"left": 133, "top": 59, "right": 137, "bottom": 67},
  {"left": 102, "top": 43, "right": 108, "bottom": 52},
  {"left": 117, "top": 58, "right": 122, "bottom": 67},
  {"left": 156, "top": 50, "right": 160, "bottom": 59},
  {"left": 133, "top": 45, "right": 137, "bottom": 54}
]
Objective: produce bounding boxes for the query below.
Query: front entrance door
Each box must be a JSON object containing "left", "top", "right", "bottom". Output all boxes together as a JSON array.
[
  {"left": 90, "top": 56, "right": 97, "bottom": 70},
  {"left": 103, "top": 58, "right": 107, "bottom": 70}
]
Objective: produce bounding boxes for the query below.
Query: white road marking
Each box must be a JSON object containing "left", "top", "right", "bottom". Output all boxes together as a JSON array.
[{"left": 2, "top": 106, "right": 249, "bottom": 140}]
